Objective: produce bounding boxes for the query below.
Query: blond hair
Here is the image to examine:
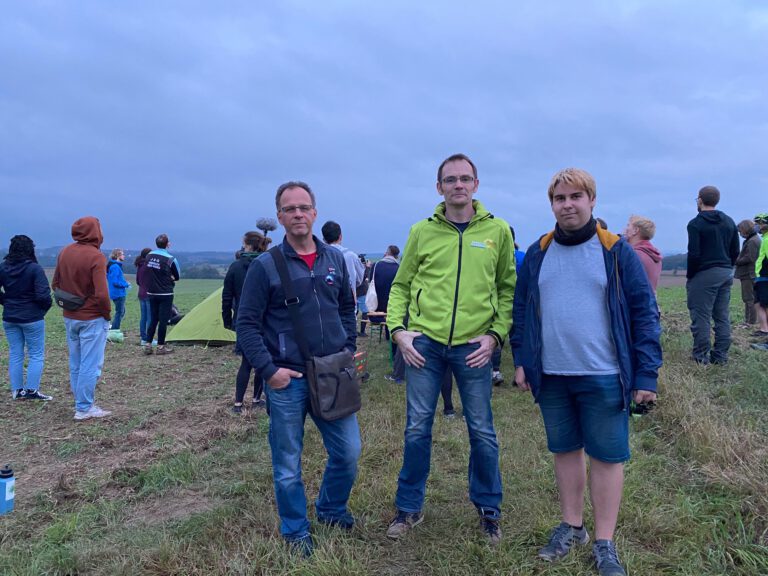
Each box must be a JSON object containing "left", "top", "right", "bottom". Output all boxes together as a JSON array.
[
  {"left": 547, "top": 168, "right": 596, "bottom": 203},
  {"left": 109, "top": 248, "right": 123, "bottom": 260},
  {"left": 628, "top": 215, "right": 656, "bottom": 240}
]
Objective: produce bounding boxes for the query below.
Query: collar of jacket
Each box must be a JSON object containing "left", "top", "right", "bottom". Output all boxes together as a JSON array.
[
  {"left": 280, "top": 234, "right": 327, "bottom": 257},
  {"left": 539, "top": 225, "right": 621, "bottom": 252},
  {"left": 431, "top": 199, "right": 492, "bottom": 224}
]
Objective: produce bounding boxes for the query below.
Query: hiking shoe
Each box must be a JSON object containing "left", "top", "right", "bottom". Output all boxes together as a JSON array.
[
  {"left": 318, "top": 513, "right": 355, "bottom": 531},
  {"left": 232, "top": 403, "right": 243, "bottom": 414},
  {"left": 21, "top": 389, "right": 53, "bottom": 401},
  {"left": 538, "top": 522, "right": 590, "bottom": 561},
  {"left": 593, "top": 540, "right": 626, "bottom": 576},
  {"left": 480, "top": 516, "right": 502, "bottom": 546},
  {"left": 143, "top": 345, "right": 154, "bottom": 355},
  {"left": 288, "top": 534, "right": 314, "bottom": 558},
  {"left": 492, "top": 370, "right": 504, "bottom": 386},
  {"left": 74, "top": 405, "right": 112, "bottom": 421},
  {"left": 386, "top": 510, "right": 424, "bottom": 539},
  {"left": 155, "top": 346, "right": 174, "bottom": 355}
]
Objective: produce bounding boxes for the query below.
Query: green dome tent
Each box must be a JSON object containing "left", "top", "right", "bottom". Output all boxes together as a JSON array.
[{"left": 166, "top": 287, "right": 235, "bottom": 346}]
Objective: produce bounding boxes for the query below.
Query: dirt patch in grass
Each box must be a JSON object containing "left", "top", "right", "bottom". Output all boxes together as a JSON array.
[
  {"left": 124, "top": 488, "right": 220, "bottom": 526},
  {"left": 2, "top": 336, "right": 252, "bottom": 507}
]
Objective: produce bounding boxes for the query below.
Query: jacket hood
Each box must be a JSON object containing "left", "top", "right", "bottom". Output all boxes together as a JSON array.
[
  {"left": 2, "top": 259, "right": 34, "bottom": 277},
  {"left": 71, "top": 216, "right": 103, "bottom": 247},
  {"left": 698, "top": 210, "right": 725, "bottom": 224},
  {"left": 635, "top": 240, "right": 662, "bottom": 263}
]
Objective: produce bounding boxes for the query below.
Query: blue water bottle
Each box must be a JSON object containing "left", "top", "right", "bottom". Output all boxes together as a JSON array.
[{"left": 0, "top": 465, "right": 14, "bottom": 515}]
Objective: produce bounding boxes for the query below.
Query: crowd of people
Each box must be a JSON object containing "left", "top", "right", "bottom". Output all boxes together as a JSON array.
[{"left": 2, "top": 154, "right": 767, "bottom": 576}]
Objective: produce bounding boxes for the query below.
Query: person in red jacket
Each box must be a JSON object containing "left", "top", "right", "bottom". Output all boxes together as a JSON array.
[
  {"left": 52, "top": 216, "right": 112, "bottom": 421},
  {"left": 622, "top": 215, "right": 663, "bottom": 293}
]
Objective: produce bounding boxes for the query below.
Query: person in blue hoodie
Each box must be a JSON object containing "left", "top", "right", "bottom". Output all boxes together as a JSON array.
[
  {"left": 0, "top": 235, "right": 53, "bottom": 400},
  {"left": 107, "top": 248, "right": 131, "bottom": 331}
]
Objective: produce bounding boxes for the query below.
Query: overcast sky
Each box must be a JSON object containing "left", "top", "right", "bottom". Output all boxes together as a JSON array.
[{"left": 2, "top": 1, "right": 766, "bottom": 255}]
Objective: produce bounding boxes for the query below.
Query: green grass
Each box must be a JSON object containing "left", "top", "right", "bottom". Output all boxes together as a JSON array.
[{"left": 0, "top": 281, "right": 767, "bottom": 574}]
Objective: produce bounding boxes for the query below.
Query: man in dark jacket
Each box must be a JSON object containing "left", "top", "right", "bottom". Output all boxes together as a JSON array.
[
  {"left": 686, "top": 186, "right": 739, "bottom": 364},
  {"left": 511, "top": 168, "right": 662, "bottom": 576},
  {"left": 52, "top": 216, "right": 112, "bottom": 420},
  {"left": 236, "top": 181, "right": 360, "bottom": 557},
  {"left": 143, "top": 234, "right": 180, "bottom": 355},
  {"left": 222, "top": 230, "right": 271, "bottom": 412}
]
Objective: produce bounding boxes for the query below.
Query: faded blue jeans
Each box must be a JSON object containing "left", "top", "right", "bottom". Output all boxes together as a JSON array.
[
  {"left": 265, "top": 376, "right": 361, "bottom": 540},
  {"left": 64, "top": 317, "right": 109, "bottom": 412},
  {"left": 395, "top": 335, "right": 502, "bottom": 519},
  {"left": 3, "top": 320, "right": 46, "bottom": 393}
]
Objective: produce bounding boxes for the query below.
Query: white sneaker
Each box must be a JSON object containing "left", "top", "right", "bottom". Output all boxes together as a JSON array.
[{"left": 74, "top": 405, "right": 112, "bottom": 421}]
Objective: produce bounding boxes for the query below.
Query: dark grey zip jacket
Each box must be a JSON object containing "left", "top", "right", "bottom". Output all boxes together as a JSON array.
[{"left": 236, "top": 236, "right": 357, "bottom": 382}]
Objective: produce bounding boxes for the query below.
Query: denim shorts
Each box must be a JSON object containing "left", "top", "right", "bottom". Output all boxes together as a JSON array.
[{"left": 538, "top": 374, "right": 630, "bottom": 463}]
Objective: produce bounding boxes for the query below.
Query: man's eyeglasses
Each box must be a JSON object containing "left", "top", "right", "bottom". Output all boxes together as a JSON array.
[
  {"left": 441, "top": 175, "right": 476, "bottom": 185},
  {"left": 279, "top": 204, "right": 314, "bottom": 214}
]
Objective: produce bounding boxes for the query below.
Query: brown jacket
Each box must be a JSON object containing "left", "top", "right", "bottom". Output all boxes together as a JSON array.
[
  {"left": 735, "top": 232, "right": 762, "bottom": 280},
  {"left": 52, "top": 216, "right": 111, "bottom": 321}
]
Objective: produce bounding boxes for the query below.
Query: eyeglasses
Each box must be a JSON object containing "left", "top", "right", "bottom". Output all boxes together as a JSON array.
[
  {"left": 441, "top": 175, "right": 476, "bottom": 185},
  {"left": 279, "top": 204, "right": 314, "bottom": 214}
]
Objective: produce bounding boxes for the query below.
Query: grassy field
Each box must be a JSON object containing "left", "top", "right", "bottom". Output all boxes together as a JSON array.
[{"left": 0, "top": 280, "right": 767, "bottom": 575}]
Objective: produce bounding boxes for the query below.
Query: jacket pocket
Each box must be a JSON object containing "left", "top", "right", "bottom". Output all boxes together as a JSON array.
[{"left": 415, "top": 289, "right": 422, "bottom": 317}]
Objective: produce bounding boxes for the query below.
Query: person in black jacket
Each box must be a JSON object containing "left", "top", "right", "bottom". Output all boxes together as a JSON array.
[
  {"left": 143, "top": 234, "right": 181, "bottom": 355},
  {"left": 0, "top": 235, "right": 53, "bottom": 400},
  {"left": 686, "top": 186, "right": 739, "bottom": 364},
  {"left": 222, "top": 231, "right": 271, "bottom": 413}
]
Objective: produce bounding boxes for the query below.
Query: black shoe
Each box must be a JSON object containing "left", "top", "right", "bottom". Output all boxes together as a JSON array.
[
  {"left": 443, "top": 409, "right": 457, "bottom": 419},
  {"left": 357, "top": 332, "right": 368, "bottom": 338},
  {"left": 20, "top": 389, "right": 53, "bottom": 401},
  {"left": 318, "top": 514, "right": 355, "bottom": 531},
  {"left": 480, "top": 516, "right": 502, "bottom": 546},
  {"left": 252, "top": 399, "right": 266, "bottom": 409},
  {"left": 288, "top": 534, "right": 314, "bottom": 558},
  {"left": 232, "top": 403, "right": 243, "bottom": 414}
]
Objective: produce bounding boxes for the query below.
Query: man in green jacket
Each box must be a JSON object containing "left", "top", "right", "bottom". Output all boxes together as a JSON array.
[{"left": 385, "top": 153, "right": 517, "bottom": 545}]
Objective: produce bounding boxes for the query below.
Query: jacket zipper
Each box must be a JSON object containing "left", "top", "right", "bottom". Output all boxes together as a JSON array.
[
  {"left": 309, "top": 266, "right": 325, "bottom": 353},
  {"left": 607, "top": 251, "right": 627, "bottom": 410},
  {"left": 447, "top": 228, "right": 464, "bottom": 347}
]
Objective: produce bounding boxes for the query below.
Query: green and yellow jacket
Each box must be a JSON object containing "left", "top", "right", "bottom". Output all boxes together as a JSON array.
[{"left": 387, "top": 200, "right": 516, "bottom": 346}]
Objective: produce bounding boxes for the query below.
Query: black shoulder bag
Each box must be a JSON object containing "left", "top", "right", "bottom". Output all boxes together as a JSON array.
[{"left": 269, "top": 246, "right": 361, "bottom": 421}]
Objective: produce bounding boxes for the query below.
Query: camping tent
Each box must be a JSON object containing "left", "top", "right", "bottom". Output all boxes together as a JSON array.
[{"left": 166, "top": 287, "right": 235, "bottom": 346}]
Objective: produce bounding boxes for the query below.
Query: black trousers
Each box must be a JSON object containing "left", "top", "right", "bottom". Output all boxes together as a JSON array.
[
  {"left": 147, "top": 295, "right": 174, "bottom": 345},
  {"left": 235, "top": 354, "right": 264, "bottom": 403}
]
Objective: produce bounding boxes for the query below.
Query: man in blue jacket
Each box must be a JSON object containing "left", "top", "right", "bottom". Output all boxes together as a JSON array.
[
  {"left": 511, "top": 168, "right": 662, "bottom": 576},
  {"left": 236, "top": 181, "right": 360, "bottom": 557},
  {"left": 107, "top": 248, "right": 131, "bottom": 331}
]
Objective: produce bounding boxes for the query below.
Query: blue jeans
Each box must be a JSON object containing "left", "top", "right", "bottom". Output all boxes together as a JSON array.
[
  {"left": 139, "top": 298, "right": 152, "bottom": 342},
  {"left": 111, "top": 297, "right": 126, "bottom": 330},
  {"left": 265, "top": 377, "right": 361, "bottom": 540},
  {"left": 3, "top": 320, "right": 46, "bottom": 392},
  {"left": 396, "top": 335, "right": 502, "bottom": 518},
  {"left": 64, "top": 318, "right": 109, "bottom": 412}
]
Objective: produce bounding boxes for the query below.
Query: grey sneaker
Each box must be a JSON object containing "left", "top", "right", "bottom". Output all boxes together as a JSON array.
[
  {"left": 74, "top": 405, "right": 112, "bottom": 421},
  {"left": 593, "top": 540, "right": 626, "bottom": 576},
  {"left": 750, "top": 342, "right": 768, "bottom": 351},
  {"left": 155, "top": 345, "right": 174, "bottom": 355},
  {"left": 480, "top": 516, "right": 502, "bottom": 546},
  {"left": 492, "top": 370, "right": 504, "bottom": 386},
  {"left": 386, "top": 510, "right": 424, "bottom": 539},
  {"left": 538, "top": 521, "right": 590, "bottom": 561},
  {"left": 143, "top": 345, "right": 154, "bottom": 355}
]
